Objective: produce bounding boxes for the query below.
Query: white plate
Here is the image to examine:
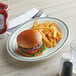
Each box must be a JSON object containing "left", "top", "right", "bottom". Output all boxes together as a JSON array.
[{"left": 6, "top": 17, "right": 69, "bottom": 61}]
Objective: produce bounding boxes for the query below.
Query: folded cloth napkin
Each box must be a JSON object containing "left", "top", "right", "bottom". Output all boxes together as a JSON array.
[{"left": 7, "top": 8, "right": 47, "bottom": 34}]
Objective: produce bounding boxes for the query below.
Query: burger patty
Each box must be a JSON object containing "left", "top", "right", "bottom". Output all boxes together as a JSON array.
[{"left": 18, "top": 42, "right": 42, "bottom": 52}]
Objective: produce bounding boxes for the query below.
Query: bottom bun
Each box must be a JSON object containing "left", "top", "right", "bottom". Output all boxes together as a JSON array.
[{"left": 16, "top": 49, "right": 43, "bottom": 57}]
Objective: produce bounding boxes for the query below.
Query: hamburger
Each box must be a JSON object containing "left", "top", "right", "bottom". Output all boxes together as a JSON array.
[{"left": 17, "top": 29, "right": 46, "bottom": 57}]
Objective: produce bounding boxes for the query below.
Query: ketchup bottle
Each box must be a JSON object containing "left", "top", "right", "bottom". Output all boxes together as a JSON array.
[{"left": 0, "top": 3, "right": 8, "bottom": 38}]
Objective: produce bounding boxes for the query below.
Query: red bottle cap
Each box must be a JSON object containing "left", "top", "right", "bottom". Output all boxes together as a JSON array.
[{"left": 0, "top": 3, "right": 8, "bottom": 9}]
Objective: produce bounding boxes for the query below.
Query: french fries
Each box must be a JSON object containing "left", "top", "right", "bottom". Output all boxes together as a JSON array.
[
  {"left": 39, "top": 30, "right": 51, "bottom": 47},
  {"left": 32, "top": 20, "right": 63, "bottom": 48},
  {"left": 33, "top": 20, "right": 39, "bottom": 27}
]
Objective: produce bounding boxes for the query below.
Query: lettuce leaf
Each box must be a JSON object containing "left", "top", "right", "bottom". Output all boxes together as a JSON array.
[{"left": 19, "top": 42, "right": 46, "bottom": 56}]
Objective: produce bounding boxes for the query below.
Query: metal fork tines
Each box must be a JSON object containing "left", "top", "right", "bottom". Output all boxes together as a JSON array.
[{"left": 32, "top": 10, "right": 43, "bottom": 18}]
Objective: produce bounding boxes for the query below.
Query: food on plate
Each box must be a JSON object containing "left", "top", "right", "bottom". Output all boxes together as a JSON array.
[
  {"left": 32, "top": 20, "right": 62, "bottom": 48},
  {"left": 17, "top": 29, "right": 46, "bottom": 57}
]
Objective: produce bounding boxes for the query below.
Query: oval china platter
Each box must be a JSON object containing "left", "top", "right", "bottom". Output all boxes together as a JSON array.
[{"left": 6, "top": 17, "right": 69, "bottom": 61}]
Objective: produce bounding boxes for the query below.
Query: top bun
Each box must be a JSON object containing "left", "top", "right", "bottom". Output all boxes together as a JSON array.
[{"left": 17, "top": 29, "right": 42, "bottom": 48}]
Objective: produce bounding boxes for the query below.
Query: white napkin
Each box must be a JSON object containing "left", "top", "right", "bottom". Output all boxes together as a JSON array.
[{"left": 7, "top": 8, "right": 47, "bottom": 34}]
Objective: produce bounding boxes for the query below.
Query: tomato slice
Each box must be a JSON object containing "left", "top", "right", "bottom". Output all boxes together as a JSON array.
[
  {"left": 17, "top": 49, "right": 31, "bottom": 57},
  {"left": 23, "top": 45, "right": 42, "bottom": 54}
]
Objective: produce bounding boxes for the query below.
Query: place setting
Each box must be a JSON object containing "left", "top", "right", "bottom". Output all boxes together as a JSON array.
[{"left": 0, "top": 2, "right": 76, "bottom": 76}]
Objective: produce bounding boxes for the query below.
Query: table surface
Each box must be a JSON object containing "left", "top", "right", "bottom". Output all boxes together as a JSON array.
[{"left": 0, "top": 0, "right": 76, "bottom": 76}]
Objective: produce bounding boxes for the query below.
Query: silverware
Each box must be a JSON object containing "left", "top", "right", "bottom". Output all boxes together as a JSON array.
[
  {"left": 32, "top": 10, "right": 43, "bottom": 18},
  {"left": 7, "top": 10, "right": 47, "bottom": 34}
]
